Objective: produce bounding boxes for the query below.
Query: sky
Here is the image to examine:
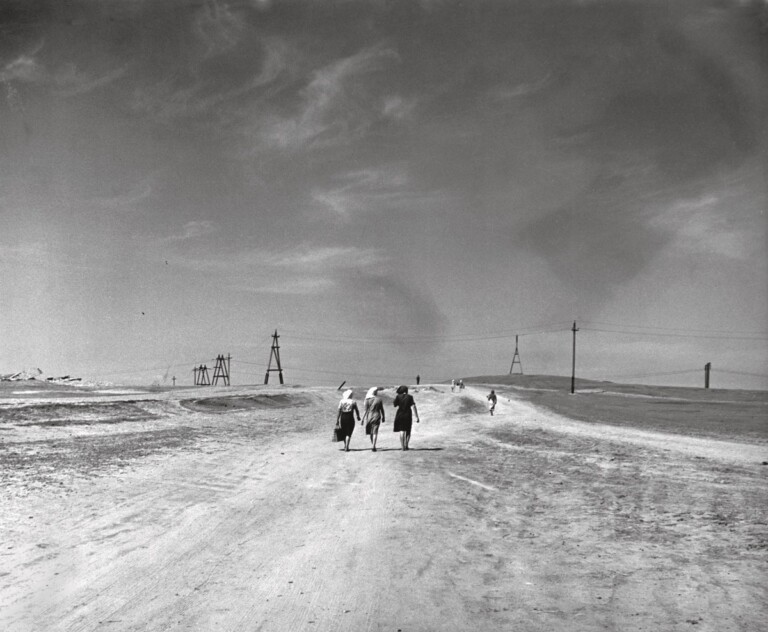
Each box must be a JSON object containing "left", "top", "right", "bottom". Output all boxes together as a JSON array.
[{"left": 1, "top": 0, "right": 767, "bottom": 389}]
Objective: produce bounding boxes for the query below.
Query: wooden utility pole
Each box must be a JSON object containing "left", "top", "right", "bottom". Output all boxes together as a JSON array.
[
  {"left": 172, "top": 376, "right": 176, "bottom": 387},
  {"left": 264, "top": 330, "right": 284, "bottom": 384},
  {"left": 571, "top": 321, "right": 578, "bottom": 394},
  {"left": 509, "top": 335, "right": 523, "bottom": 375},
  {"left": 704, "top": 362, "right": 711, "bottom": 389}
]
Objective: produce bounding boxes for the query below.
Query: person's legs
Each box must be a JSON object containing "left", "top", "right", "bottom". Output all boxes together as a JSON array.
[
  {"left": 344, "top": 434, "right": 351, "bottom": 451},
  {"left": 371, "top": 427, "right": 378, "bottom": 451},
  {"left": 404, "top": 430, "right": 411, "bottom": 449},
  {"left": 400, "top": 431, "right": 406, "bottom": 450}
]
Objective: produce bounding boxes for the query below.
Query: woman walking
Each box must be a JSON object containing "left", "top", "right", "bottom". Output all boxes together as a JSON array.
[
  {"left": 362, "top": 387, "right": 385, "bottom": 452},
  {"left": 393, "top": 385, "right": 419, "bottom": 450},
  {"left": 336, "top": 389, "right": 360, "bottom": 452}
]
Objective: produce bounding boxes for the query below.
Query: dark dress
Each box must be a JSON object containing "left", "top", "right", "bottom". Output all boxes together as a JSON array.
[
  {"left": 338, "top": 399, "right": 359, "bottom": 438},
  {"left": 339, "top": 411, "right": 356, "bottom": 437},
  {"left": 393, "top": 393, "right": 414, "bottom": 433}
]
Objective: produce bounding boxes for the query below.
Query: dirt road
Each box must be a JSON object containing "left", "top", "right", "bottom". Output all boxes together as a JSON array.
[{"left": 1, "top": 385, "right": 766, "bottom": 631}]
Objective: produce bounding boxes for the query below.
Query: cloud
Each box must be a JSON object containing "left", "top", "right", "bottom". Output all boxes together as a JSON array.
[
  {"left": 649, "top": 194, "right": 760, "bottom": 261},
  {"left": 312, "top": 166, "right": 408, "bottom": 217},
  {"left": 516, "top": 175, "right": 671, "bottom": 312},
  {"left": 131, "top": 36, "right": 289, "bottom": 122},
  {"left": 263, "top": 44, "right": 400, "bottom": 149},
  {"left": 90, "top": 180, "right": 153, "bottom": 213},
  {"left": 491, "top": 73, "right": 553, "bottom": 100},
  {"left": 381, "top": 95, "right": 416, "bottom": 120},
  {"left": 161, "top": 220, "right": 218, "bottom": 244},
  {"left": 334, "top": 270, "right": 448, "bottom": 351},
  {"left": 167, "top": 242, "right": 384, "bottom": 273},
  {"left": 233, "top": 277, "right": 335, "bottom": 295},
  {"left": 0, "top": 55, "right": 46, "bottom": 84},
  {"left": 54, "top": 63, "right": 130, "bottom": 97},
  {"left": 311, "top": 165, "right": 447, "bottom": 219},
  {"left": 192, "top": 0, "right": 246, "bottom": 59},
  {"left": 273, "top": 245, "right": 383, "bottom": 268},
  {"left": 166, "top": 243, "right": 386, "bottom": 299}
]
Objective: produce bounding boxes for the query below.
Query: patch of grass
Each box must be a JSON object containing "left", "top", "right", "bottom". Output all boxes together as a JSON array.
[{"left": 503, "top": 387, "right": 768, "bottom": 443}]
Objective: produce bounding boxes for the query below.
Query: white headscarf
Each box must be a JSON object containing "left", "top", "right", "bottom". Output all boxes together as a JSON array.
[
  {"left": 342, "top": 389, "right": 354, "bottom": 400},
  {"left": 364, "top": 386, "right": 378, "bottom": 400}
]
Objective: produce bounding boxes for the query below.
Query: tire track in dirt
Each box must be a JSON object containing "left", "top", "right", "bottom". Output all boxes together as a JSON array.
[{"left": 3, "top": 385, "right": 766, "bottom": 631}]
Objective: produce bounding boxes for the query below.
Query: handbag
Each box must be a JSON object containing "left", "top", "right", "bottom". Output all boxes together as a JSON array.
[{"left": 332, "top": 425, "right": 344, "bottom": 442}]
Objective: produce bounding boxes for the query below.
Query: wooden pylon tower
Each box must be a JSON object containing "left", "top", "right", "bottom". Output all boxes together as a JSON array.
[
  {"left": 264, "top": 330, "right": 284, "bottom": 384},
  {"left": 509, "top": 335, "right": 523, "bottom": 375},
  {"left": 196, "top": 364, "right": 211, "bottom": 385},
  {"left": 212, "top": 354, "right": 231, "bottom": 386}
]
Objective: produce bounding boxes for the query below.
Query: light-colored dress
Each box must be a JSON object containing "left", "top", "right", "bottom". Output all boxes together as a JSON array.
[{"left": 364, "top": 396, "right": 384, "bottom": 434}]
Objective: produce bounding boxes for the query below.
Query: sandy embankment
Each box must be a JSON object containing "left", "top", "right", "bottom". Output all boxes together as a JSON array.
[{"left": 1, "top": 384, "right": 766, "bottom": 631}]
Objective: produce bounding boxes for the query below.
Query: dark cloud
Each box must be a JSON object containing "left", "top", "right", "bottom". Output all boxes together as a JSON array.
[
  {"left": 517, "top": 182, "right": 671, "bottom": 308},
  {"left": 513, "top": 2, "right": 767, "bottom": 312},
  {"left": 591, "top": 87, "right": 747, "bottom": 181},
  {"left": 333, "top": 270, "right": 448, "bottom": 351}
]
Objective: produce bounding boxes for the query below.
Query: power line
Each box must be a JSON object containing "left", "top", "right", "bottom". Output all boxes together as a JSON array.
[
  {"left": 94, "top": 359, "right": 218, "bottom": 377},
  {"left": 581, "top": 327, "right": 768, "bottom": 342},
  {"left": 286, "top": 366, "right": 427, "bottom": 382},
  {"left": 715, "top": 369, "right": 768, "bottom": 379},
  {"left": 582, "top": 320, "right": 768, "bottom": 336},
  {"left": 279, "top": 324, "right": 571, "bottom": 344},
  {"left": 604, "top": 369, "right": 702, "bottom": 380}
]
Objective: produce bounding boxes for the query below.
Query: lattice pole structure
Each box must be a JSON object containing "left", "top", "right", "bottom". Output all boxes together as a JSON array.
[
  {"left": 212, "top": 354, "right": 231, "bottom": 386},
  {"left": 193, "top": 366, "right": 199, "bottom": 385},
  {"left": 198, "top": 364, "right": 211, "bottom": 386},
  {"left": 509, "top": 335, "right": 524, "bottom": 375},
  {"left": 264, "top": 330, "right": 284, "bottom": 385}
]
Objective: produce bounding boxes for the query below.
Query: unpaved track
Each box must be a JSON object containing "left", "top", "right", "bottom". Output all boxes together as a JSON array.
[{"left": 1, "top": 385, "right": 766, "bottom": 631}]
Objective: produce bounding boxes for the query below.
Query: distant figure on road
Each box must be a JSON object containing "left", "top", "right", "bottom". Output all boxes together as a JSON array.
[
  {"left": 451, "top": 379, "right": 456, "bottom": 392},
  {"left": 394, "top": 385, "right": 419, "bottom": 450},
  {"left": 487, "top": 390, "right": 497, "bottom": 416},
  {"left": 362, "top": 387, "right": 385, "bottom": 452},
  {"left": 459, "top": 379, "right": 465, "bottom": 391},
  {"left": 416, "top": 374, "right": 420, "bottom": 386},
  {"left": 336, "top": 389, "right": 360, "bottom": 452}
]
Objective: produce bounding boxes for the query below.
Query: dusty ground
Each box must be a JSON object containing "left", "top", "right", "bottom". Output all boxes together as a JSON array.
[{"left": 1, "top": 382, "right": 767, "bottom": 631}]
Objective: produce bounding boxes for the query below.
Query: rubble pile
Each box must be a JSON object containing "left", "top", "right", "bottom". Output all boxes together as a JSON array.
[{"left": 1, "top": 368, "right": 82, "bottom": 384}]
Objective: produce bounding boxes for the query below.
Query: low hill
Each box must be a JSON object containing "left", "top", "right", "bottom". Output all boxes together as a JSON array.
[
  {"left": 463, "top": 374, "right": 767, "bottom": 401},
  {"left": 462, "top": 374, "right": 768, "bottom": 444}
]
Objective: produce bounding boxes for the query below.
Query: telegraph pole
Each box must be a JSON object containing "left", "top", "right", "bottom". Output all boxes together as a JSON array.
[
  {"left": 571, "top": 321, "right": 578, "bottom": 394},
  {"left": 704, "top": 362, "right": 711, "bottom": 389}
]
